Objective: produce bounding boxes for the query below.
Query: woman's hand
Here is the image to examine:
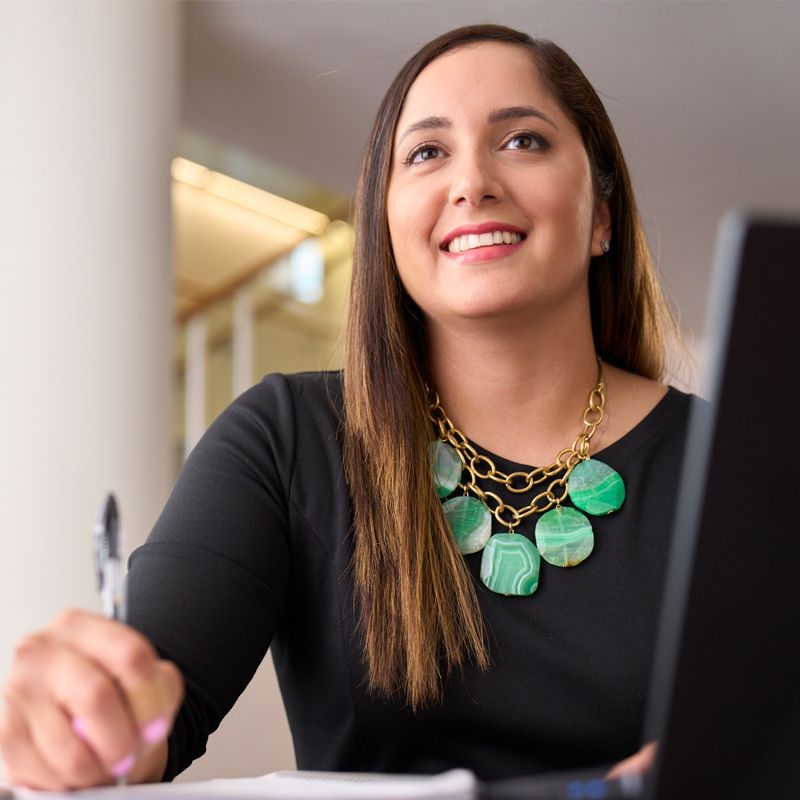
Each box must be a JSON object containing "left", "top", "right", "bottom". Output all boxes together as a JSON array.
[
  {"left": 0, "top": 609, "right": 184, "bottom": 790},
  {"left": 606, "top": 741, "right": 658, "bottom": 779}
]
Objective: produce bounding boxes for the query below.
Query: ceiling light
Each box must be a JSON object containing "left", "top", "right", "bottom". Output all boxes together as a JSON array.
[{"left": 171, "top": 157, "right": 329, "bottom": 236}]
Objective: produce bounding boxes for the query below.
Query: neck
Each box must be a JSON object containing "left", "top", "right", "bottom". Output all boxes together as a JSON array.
[{"left": 426, "top": 307, "right": 600, "bottom": 466}]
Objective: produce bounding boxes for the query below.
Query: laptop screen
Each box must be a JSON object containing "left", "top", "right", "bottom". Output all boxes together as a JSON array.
[{"left": 644, "top": 214, "right": 800, "bottom": 799}]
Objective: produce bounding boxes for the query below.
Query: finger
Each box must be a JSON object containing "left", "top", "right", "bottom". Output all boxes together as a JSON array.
[
  {"left": 6, "top": 632, "right": 112, "bottom": 785},
  {"left": 8, "top": 627, "right": 141, "bottom": 780},
  {"left": 47, "top": 610, "right": 174, "bottom": 739},
  {"left": 44, "top": 645, "right": 140, "bottom": 778},
  {"left": 126, "top": 676, "right": 170, "bottom": 744},
  {"left": 16, "top": 694, "right": 111, "bottom": 789},
  {"left": 606, "top": 741, "right": 658, "bottom": 779},
  {"left": 48, "top": 610, "right": 160, "bottom": 688},
  {"left": 134, "top": 659, "right": 184, "bottom": 746},
  {"left": 0, "top": 700, "right": 71, "bottom": 791},
  {"left": 155, "top": 659, "right": 184, "bottom": 714}
]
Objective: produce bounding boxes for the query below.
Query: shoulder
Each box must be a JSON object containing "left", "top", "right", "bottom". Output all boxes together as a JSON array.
[
  {"left": 230, "top": 370, "right": 343, "bottom": 423},
  {"left": 180, "top": 371, "right": 345, "bottom": 500},
  {"left": 194, "top": 371, "right": 343, "bottom": 462}
]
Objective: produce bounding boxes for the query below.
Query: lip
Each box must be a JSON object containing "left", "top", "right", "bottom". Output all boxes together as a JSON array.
[
  {"left": 439, "top": 221, "right": 527, "bottom": 250},
  {"left": 443, "top": 242, "right": 524, "bottom": 265}
]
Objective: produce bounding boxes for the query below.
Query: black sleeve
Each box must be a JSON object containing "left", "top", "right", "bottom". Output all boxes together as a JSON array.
[{"left": 126, "top": 375, "right": 296, "bottom": 780}]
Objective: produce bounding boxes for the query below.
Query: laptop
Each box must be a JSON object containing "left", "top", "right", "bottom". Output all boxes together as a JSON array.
[{"left": 482, "top": 213, "right": 800, "bottom": 799}]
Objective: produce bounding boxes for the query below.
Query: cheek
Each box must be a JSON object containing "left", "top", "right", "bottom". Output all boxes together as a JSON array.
[
  {"left": 543, "top": 169, "right": 596, "bottom": 242},
  {"left": 386, "top": 186, "right": 436, "bottom": 280},
  {"left": 566, "top": 165, "right": 598, "bottom": 236},
  {"left": 387, "top": 210, "right": 409, "bottom": 275},
  {"left": 386, "top": 188, "right": 412, "bottom": 254},
  {"left": 572, "top": 197, "right": 595, "bottom": 241},
  {"left": 386, "top": 201, "right": 416, "bottom": 297}
]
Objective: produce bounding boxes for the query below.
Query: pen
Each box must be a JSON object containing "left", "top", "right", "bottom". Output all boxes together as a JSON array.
[
  {"left": 92, "top": 493, "right": 132, "bottom": 784},
  {"left": 93, "top": 493, "right": 126, "bottom": 622}
]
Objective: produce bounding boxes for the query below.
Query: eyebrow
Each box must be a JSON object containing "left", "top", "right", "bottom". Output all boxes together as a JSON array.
[
  {"left": 488, "top": 105, "right": 559, "bottom": 130},
  {"left": 396, "top": 105, "right": 559, "bottom": 146},
  {"left": 396, "top": 115, "right": 451, "bottom": 146}
]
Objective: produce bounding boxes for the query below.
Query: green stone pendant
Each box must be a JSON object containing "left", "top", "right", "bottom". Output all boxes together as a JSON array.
[
  {"left": 442, "top": 495, "right": 491, "bottom": 554},
  {"left": 535, "top": 506, "right": 594, "bottom": 567},
  {"left": 430, "top": 440, "right": 462, "bottom": 498},
  {"left": 567, "top": 458, "right": 625, "bottom": 515},
  {"left": 480, "top": 533, "right": 541, "bottom": 596}
]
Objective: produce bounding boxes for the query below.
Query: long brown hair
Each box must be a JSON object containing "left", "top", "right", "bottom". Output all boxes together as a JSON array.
[{"left": 343, "top": 24, "right": 679, "bottom": 709}]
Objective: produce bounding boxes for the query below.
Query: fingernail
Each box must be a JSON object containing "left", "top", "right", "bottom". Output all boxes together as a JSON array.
[
  {"left": 111, "top": 753, "right": 136, "bottom": 779},
  {"left": 71, "top": 717, "right": 89, "bottom": 741},
  {"left": 141, "top": 715, "right": 168, "bottom": 744}
]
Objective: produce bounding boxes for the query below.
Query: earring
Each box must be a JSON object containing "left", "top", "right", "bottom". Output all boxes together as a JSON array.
[{"left": 600, "top": 239, "right": 610, "bottom": 254}]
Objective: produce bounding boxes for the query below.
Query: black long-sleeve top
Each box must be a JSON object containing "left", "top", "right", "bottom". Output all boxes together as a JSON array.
[{"left": 127, "top": 371, "right": 691, "bottom": 782}]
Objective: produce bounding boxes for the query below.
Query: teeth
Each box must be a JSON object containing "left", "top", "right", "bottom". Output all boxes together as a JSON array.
[{"left": 447, "top": 231, "right": 522, "bottom": 253}]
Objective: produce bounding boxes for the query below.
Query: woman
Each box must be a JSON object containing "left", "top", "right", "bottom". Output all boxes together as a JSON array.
[{"left": 0, "top": 25, "right": 685, "bottom": 788}]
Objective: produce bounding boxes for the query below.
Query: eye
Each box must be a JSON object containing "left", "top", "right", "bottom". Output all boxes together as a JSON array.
[
  {"left": 504, "top": 131, "right": 549, "bottom": 152},
  {"left": 405, "top": 142, "right": 446, "bottom": 165}
]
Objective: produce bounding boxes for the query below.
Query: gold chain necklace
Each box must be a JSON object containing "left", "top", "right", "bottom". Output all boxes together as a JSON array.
[
  {"left": 427, "top": 365, "right": 626, "bottom": 596},
  {"left": 428, "top": 374, "right": 606, "bottom": 530}
]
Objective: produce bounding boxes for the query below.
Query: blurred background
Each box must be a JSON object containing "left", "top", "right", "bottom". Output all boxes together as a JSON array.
[{"left": 1, "top": 0, "right": 798, "bottom": 784}]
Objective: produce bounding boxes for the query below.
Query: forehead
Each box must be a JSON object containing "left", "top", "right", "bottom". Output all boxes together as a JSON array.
[{"left": 397, "top": 41, "right": 554, "bottom": 126}]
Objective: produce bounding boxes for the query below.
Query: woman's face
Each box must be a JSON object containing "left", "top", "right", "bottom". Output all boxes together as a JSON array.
[{"left": 386, "top": 41, "right": 610, "bottom": 327}]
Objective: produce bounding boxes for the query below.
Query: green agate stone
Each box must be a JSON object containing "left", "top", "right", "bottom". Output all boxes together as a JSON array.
[
  {"left": 480, "top": 533, "right": 541, "bottom": 596},
  {"left": 535, "top": 506, "right": 594, "bottom": 567},
  {"left": 567, "top": 458, "right": 625, "bottom": 515},
  {"left": 430, "top": 440, "right": 462, "bottom": 498},
  {"left": 442, "top": 495, "right": 491, "bottom": 554}
]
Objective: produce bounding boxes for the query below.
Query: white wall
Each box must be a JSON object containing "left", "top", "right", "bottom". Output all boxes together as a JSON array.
[{"left": 0, "top": 1, "right": 179, "bottom": 780}]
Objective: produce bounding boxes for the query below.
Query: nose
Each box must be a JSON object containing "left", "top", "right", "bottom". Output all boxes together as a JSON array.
[{"left": 447, "top": 151, "right": 504, "bottom": 207}]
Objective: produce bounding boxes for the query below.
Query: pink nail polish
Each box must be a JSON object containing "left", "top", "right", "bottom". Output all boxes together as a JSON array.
[
  {"left": 111, "top": 753, "right": 136, "bottom": 779},
  {"left": 71, "top": 717, "right": 89, "bottom": 741},
  {"left": 141, "top": 715, "right": 168, "bottom": 744}
]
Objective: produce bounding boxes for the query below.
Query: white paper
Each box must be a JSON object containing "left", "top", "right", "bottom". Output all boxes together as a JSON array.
[{"left": 3, "top": 768, "right": 477, "bottom": 800}]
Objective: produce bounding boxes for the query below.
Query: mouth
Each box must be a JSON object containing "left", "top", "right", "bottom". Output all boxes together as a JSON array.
[
  {"left": 440, "top": 224, "right": 527, "bottom": 254},
  {"left": 444, "top": 230, "right": 525, "bottom": 254}
]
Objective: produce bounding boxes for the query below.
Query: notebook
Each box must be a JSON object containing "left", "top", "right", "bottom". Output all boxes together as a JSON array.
[{"left": 483, "top": 214, "right": 800, "bottom": 798}]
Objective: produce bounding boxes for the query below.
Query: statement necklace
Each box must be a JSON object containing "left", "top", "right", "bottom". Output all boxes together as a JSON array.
[{"left": 428, "top": 368, "right": 626, "bottom": 596}]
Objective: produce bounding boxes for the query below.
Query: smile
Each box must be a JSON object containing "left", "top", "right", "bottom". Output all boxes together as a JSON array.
[{"left": 446, "top": 231, "right": 524, "bottom": 254}]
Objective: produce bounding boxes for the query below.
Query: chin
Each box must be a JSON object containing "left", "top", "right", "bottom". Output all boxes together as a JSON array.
[{"left": 443, "top": 298, "right": 530, "bottom": 322}]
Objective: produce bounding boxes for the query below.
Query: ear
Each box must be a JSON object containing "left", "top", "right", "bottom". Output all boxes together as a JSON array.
[{"left": 590, "top": 199, "right": 612, "bottom": 257}]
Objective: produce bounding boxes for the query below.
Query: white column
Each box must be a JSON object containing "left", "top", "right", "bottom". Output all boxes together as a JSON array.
[
  {"left": 184, "top": 313, "right": 208, "bottom": 457},
  {"left": 0, "top": 0, "right": 179, "bottom": 761},
  {"left": 232, "top": 283, "right": 254, "bottom": 396}
]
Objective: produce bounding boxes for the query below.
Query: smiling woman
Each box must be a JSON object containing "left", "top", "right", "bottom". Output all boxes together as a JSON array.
[
  {"left": 343, "top": 23, "right": 683, "bottom": 775},
  {"left": 1, "top": 23, "right": 685, "bottom": 789}
]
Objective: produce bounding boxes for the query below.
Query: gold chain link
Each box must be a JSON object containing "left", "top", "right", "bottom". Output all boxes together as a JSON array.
[{"left": 428, "top": 365, "right": 605, "bottom": 530}]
